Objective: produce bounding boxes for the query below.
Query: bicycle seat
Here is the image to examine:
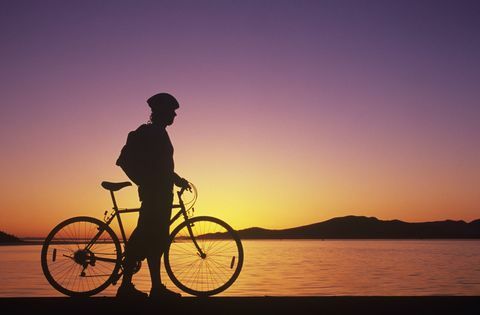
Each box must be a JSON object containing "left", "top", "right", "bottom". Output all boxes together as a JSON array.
[{"left": 101, "top": 181, "right": 132, "bottom": 191}]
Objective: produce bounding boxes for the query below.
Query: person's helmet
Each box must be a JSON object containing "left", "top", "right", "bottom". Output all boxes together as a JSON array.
[{"left": 147, "top": 93, "right": 179, "bottom": 111}]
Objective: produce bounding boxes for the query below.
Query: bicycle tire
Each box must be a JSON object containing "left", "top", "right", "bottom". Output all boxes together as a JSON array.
[
  {"left": 41, "top": 216, "right": 122, "bottom": 297},
  {"left": 164, "top": 216, "right": 244, "bottom": 296}
]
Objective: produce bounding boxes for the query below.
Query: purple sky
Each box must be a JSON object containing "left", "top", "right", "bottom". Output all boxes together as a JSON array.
[{"left": 1, "top": 0, "right": 480, "bottom": 235}]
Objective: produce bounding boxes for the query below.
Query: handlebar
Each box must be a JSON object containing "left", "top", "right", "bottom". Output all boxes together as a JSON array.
[{"left": 177, "top": 182, "right": 197, "bottom": 209}]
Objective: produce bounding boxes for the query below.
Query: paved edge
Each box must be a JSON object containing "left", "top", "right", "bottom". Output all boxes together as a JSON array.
[{"left": 0, "top": 296, "right": 479, "bottom": 315}]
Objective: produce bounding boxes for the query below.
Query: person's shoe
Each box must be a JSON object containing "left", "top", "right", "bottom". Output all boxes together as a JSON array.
[
  {"left": 149, "top": 284, "right": 181, "bottom": 299},
  {"left": 116, "top": 283, "right": 148, "bottom": 299}
]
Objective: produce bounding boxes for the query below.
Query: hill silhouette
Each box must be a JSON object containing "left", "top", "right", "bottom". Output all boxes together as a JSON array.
[
  {"left": 205, "top": 216, "right": 480, "bottom": 239},
  {"left": 0, "top": 231, "right": 23, "bottom": 243}
]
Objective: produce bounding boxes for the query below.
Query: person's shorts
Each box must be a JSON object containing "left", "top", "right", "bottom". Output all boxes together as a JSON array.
[{"left": 127, "top": 188, "right": 173, "bottom": 260}]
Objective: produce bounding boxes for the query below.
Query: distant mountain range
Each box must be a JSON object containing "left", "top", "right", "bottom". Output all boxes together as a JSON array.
[
  {"left": 3, "top": 216, "right": 480, "bottom": 243},
  {"left": 0, "top": 231, "right": 23, "bottom": 243},
  {"left": 220, "top": 216, "right": 480, "bottom": 239}
]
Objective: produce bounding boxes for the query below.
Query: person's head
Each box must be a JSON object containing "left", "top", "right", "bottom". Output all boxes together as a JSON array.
[{"left": 147, "top": 93, "right": 179, "bottom": 126}]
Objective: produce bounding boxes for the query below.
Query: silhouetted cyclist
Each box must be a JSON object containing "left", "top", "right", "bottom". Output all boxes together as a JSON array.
[{"left": 116, "top": 93, "right": 190, "bottom": 298}]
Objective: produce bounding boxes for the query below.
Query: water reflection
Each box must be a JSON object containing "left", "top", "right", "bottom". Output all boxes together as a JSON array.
[{"left": 0, "top": 240, "right": 479, "bottom": 297}]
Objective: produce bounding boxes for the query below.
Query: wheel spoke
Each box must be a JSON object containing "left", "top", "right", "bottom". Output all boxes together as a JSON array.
[
  {"left": 41, "top": 217, "right": 122, "bottom": 296},
  {"left": 165, "top": 217, "right": 243, "bottom": 296}
]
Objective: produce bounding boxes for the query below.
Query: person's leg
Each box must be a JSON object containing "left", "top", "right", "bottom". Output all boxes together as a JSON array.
[
  {"left": 120, "top": 228, "right": 139, "bottom": 286},
  {"left": 116, "top": 227, "right": 148, "bottom": 298},
  {"left": 139, "top": 192, "right": 165, "bottom": 290},
  {"left": 148, "top": 239, "right": 180, "bottom": 298},
  {"left": 145, "top": 201, "right": 170, "bottom": 290},
  {"left": 147, "top": 252, "right": 162, "bottom": 290},
  {"left": 117, "top": 190, "right": 148, "bottom": 297},
  {"left": 145, "top": 191, "right": 179, "bottom": 297}
]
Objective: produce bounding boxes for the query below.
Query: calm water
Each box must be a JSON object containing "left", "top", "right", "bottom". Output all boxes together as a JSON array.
[{"left": 1, "top": 240, "right": 479, "bottom": 297}]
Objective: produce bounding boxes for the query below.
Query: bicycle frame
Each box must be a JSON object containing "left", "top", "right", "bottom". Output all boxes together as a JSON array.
[
  {"left": 85, "top": 187, "right": 205, "bottom": 264},
  {"left": 41, "top": 181, "right": 243, "bottom": 297}
]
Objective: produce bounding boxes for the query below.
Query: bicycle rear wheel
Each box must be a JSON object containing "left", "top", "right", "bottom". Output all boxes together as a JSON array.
[
  {"left": 41, "top": 216, "right": 122, "bottom": 297},
  {"left": 164, "top": 216, "right": 244, "bottom": 296}
]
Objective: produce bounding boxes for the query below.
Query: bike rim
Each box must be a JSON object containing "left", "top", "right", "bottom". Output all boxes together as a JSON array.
[
  {"left": 166, "top": 217, "right": 243, "bottom": 296},
  {"left": 41, "top": 217, "right": 121, "bottom": 296}
]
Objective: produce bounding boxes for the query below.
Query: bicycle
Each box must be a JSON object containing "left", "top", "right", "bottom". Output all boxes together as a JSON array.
[{"left": 41, "top": 181, "right": 244, "bottom": 297}]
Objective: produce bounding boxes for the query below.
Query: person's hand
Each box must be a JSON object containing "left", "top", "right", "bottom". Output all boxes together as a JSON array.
[{"left": 177, "top": 177, "right": 191, "bottom": 191}]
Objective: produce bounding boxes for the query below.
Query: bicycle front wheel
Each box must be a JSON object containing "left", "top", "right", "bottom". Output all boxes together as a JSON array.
[
  {"left": 164, "top": 216, "right": 244, "bottom": 296},
  {"left": 41, "top": 216, "right": 122, "bottom": 297}
]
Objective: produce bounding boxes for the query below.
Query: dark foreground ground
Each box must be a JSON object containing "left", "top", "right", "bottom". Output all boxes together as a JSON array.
[{"left": 0, "top": 297, "right": 478, "bottom": 315}]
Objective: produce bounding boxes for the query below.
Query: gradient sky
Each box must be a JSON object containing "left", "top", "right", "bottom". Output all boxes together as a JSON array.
[{"left": 1, "top": 0, "right": 479, "bottom": 237}]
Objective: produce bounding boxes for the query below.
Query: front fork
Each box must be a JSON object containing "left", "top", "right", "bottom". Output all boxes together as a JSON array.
[
  {"left": 186, "top": 221, "right": 206, "bottom": 258},
  {"left": 176, "top": 188, "right": 206, "bottom": 259}
]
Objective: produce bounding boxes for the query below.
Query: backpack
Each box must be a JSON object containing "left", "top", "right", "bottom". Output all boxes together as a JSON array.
[{"left": 116, "top": 125, "right": 149, "bottom": 185}]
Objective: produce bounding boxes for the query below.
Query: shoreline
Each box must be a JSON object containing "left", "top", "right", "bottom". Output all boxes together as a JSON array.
[{"left": 2, "top": 238, "right": 480, "bottom": 246}]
